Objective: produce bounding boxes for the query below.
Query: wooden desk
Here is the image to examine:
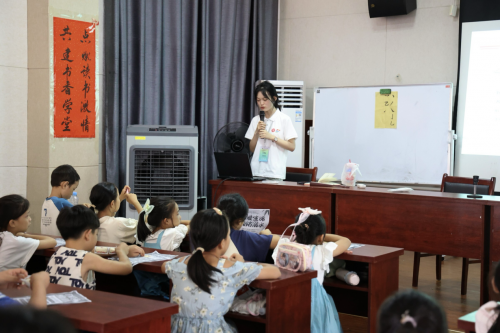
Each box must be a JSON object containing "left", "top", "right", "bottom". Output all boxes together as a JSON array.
[
  {"left": 2, "top": 284, "right": 178, "bottom": 333},
  {"left": 34, "top": 240, "right": 316, "bottom": 333},
  {"left": 210, "top": 179, "right": 500, "bottom": 304},
  {"left": 325, "top": 244, "right": 404, "bottom": 333},
  {"left": 458, "top": 310, "right": 477, "bottom": 333}
]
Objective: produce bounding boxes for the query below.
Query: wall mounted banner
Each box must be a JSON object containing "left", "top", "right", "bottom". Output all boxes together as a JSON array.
[{"left": 53, "top": 17, "right": 95, "bottom": 138}]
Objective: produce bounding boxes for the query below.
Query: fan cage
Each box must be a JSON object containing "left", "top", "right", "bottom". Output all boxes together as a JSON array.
[{"left": 129, "top": 146, "right": 194, "bottom": 209}]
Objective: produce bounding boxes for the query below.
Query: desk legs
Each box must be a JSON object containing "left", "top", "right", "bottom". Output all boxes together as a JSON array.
[{"left": 368, "top": 258, "right": 399, "bottom": 333}]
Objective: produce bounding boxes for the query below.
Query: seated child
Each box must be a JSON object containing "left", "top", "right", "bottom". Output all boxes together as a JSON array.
[
  {"left": 0, "top": 195, "right": 57, "bottom": 272},
  {"left": 0, "top": 269, "right": 50, "bottom": 309},
  {"left": 46, "top": 205, "right": 144, "bottom": 289},
  {"left": 476, "top": 262, "right": 500, "bottom": 333},
  {"left": 377, "top": 289, "right": 448, "bottom": 333},
  {"left": 134, "top": 197, "right": 189, "bottom": 298},
  {"left": 136, "top": 197, "right": 189, "bottom": 250},
  {"left": 272, "top": 208, "right": 351, "bottom": 333},
  {"left": 161, "top": 208, "right": 281, "bottom": 333},
  {"left": 41, "top": 165, "right": 80, "bottom": 236},
  {"left": 90, "top": 183, "right": 142, "bottom": 243},
  {"left": 217, "top": 193, "right": 280, "bottom": 262}
]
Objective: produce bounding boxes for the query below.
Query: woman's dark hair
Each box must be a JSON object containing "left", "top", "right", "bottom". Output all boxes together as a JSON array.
[
  {"left": 0, "top": 195, "right": 30, "bottom": 232},
  {"left": 377, "top": 289, "right": 448, "bottom": 333},
  {"left": 487, "top": 263, "right": 500, "bottom": 333},
  {"left": 0, "top": 307, "right": 76, "bottom": 333},
  {"left": 56, "top": 205, "right": 100, "bottom": 240},
  {"left": 89, "top": 182, "right": 118, "bottom": 212},
  {"left": 217, "top": 193, "right": 248, "bottom": 228},
  {"left": 136, "top": 197, "right": 177, "bottom": 242},
  {"left": 187, "top": 209, "right": 229, "bottom": 294},
  {"left": 293, "top": 213, "right": 326, "bottom": 245},
  {"left": 254, "top": 81, "right": 281, "bottom": 110},
  {"left": 50, "top": 164, "right": 80, "bottom": 187}
]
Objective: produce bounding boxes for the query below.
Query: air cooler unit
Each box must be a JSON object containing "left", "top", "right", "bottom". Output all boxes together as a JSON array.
[
  {"left": 256, "top": 80, "right": 305, "bottom": 167},
  {"left": 126, "top": 125, "right": 198, "bottom": 220}
]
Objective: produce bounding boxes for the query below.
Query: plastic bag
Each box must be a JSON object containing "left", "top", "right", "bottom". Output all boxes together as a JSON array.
[
  {"left": 230, "top": 289, "right": 266, "bottom": 316},
  {"left": 341, "top": 160, "right": 362, "bottom": 186}
]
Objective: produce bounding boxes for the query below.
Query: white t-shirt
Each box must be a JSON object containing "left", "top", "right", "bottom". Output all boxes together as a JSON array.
[
  {"left": 245, "top": 110, "right": 298, "bottom": 180},
  {"left": 41, "top": 197, "right": 73, "bottom": 237},
  {"left": 137, "top": 224, "right": 188, "bottom": 251},
  {"left": 272, "top": 238, "right": 337, "bottom": 285},
  {"left": 476, "top": 301, "right": 500, "bottom": 333},
  {"left": 0, "top": 231, "right": 40, "bottom": 272},
  {"left": 98, "top": 216, "right": 138, "bottom": 244}
]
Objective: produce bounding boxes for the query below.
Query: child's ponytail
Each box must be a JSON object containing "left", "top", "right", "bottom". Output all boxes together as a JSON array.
[
  {"left": 136, "top": 196, "right": 176, "bottom": 243},
  {"left": 136, "top": 211, "right": 151, "bottom": 243},
  {"left": 187, "top": 208, "right": 229, "bottom": 294}
]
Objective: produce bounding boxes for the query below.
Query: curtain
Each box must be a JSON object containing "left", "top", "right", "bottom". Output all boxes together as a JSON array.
[{"left": 104, "top": 0, "right": 278, "bottom": 203}]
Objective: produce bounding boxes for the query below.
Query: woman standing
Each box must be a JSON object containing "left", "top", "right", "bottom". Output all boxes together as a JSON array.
[{"left": 245, "top": 81, "right": 298, "bottom": 180}]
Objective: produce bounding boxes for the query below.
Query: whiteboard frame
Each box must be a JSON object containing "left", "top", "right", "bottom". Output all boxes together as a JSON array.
[{"left": 311, "top": 83, "right": 455, "bottom": 185}]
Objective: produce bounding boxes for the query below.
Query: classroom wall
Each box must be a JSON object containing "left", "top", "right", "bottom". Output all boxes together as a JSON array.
[
  {"left": 0, "top": 0, "right": 28, "bottom": 198},
  {"left": 278, "top": 0, "right": 460, "bottom": 119}
]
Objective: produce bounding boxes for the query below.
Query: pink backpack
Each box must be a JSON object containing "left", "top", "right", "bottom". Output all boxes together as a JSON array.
[{"left": 274, "top": 223, "right": 313, "bottom": 272}]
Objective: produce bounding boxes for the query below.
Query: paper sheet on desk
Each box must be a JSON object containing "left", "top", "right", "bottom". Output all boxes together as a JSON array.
[
  {"left": 108, "top": 251, "right": 178, "bottom": 266},
  {"left": 14, "top": 290, "right": 91, "bottom": 306},
  {"left": 241, "top": 209, "right": 270, "bottom": 234},
  {"left": 348, "top": 243, "right": 364, "bottom": 251},
  {"left": 55, "top": 238, "right": 66, "bottom": 247}
]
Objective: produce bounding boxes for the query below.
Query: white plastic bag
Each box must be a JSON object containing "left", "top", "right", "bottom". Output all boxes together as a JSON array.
[
  {"left": 341, "top": 160, "right": 362, "bottom": 187},
  {"left": 230, "top": 289, "right": 266, "bottom": 316}
]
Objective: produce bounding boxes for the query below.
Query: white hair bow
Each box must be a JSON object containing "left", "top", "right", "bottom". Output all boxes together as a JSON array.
[
  {"left": 142, "top": 199, "right": 155, "bottom": 224},
  {"left": 290, "top": 207, "right": 322, "bottom": 241}
]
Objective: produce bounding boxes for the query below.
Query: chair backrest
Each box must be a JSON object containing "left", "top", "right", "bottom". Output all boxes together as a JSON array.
[
  {"left": 440, "top": 173, "right": 496, "bottom": 195},
  {"left": 285, "top": 167, "right": 318, "bottom": 182}
]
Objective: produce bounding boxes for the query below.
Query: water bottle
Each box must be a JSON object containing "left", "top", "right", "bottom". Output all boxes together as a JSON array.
[{"left": 69, "top": 191, "right": 78, "bottom": 205}]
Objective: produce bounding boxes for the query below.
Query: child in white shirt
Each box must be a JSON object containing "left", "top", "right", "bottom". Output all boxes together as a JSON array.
[
  {"left": 41, "top": 165, "right": 80, "bottom": 236},
  {"left": 0, "top": 195, "right": 57, "bottom": 272},
  {"left": 272, "top": 208, "right": 351, "bottom": 333},
  {"left": 476, "top": 262, "right": 500, "bottom": 333},
  {"left": 90, "top": 182, "right": 142, "bottom": 244},
  {"left": 135, "top": 197, "right": 189, "bottom": 251},
  {"left": 134, "top": 196, "right": 190, "bottom": 298}
]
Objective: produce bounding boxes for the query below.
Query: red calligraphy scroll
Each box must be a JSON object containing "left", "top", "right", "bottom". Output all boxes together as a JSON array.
[{"left": 53, "top": 17, "right": 95, "bottom": 138}]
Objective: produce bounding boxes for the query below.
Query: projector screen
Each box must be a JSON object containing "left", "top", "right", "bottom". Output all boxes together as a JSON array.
[{"left": 455, "top": 20, "right": 500, "bottom": 191}]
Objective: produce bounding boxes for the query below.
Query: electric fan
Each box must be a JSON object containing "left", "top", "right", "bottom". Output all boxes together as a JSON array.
[{"left": 213, "top": 122, "right": 251, "bottom": 154}]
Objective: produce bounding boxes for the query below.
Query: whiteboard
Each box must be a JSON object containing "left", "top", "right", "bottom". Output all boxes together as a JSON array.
[{"left": 312, "top": 84, "right": 454, "bottom": 184}]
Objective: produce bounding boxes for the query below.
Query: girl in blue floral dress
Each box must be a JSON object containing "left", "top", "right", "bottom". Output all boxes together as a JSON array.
[{"left": 162, "top": 208, "right": 281, "bottom": 333}]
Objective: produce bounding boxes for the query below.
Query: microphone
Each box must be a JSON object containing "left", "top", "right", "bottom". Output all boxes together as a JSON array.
[{"left": 259, "top": 111, "right": 265, "bottom": 122}]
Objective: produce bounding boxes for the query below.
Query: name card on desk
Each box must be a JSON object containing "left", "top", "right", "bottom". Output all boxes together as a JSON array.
[{"left": 242, "top": 209, "right": 270, "bottom": 233}]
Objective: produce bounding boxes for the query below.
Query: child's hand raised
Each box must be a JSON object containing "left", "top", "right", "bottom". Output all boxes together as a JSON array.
[
  {"left": 128, "top": 245, "right": 145, "bottom": 258},
  {"left": 125, "top": 193, "right": 139, "bottom": 205},
  {"left": 119, "top": 185, "right": 131, "bottom": 201}
]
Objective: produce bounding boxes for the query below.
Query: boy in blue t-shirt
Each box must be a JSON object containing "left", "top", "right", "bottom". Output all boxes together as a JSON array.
[{"left": 41, "top": 165, "right": 80, "bottom": 237}]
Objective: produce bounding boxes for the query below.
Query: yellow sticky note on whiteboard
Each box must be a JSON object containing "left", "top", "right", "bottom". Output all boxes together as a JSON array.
[{"left": 375, "top": 91, "right": 398, "bottom": 129}]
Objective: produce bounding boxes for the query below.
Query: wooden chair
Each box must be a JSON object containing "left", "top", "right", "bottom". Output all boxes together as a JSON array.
[
  {"left": 412, "top": 173, "right": 496, "bottom": 295},
  {"left": 285, "top": 167, "right": 318, "bottom": 182}
]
